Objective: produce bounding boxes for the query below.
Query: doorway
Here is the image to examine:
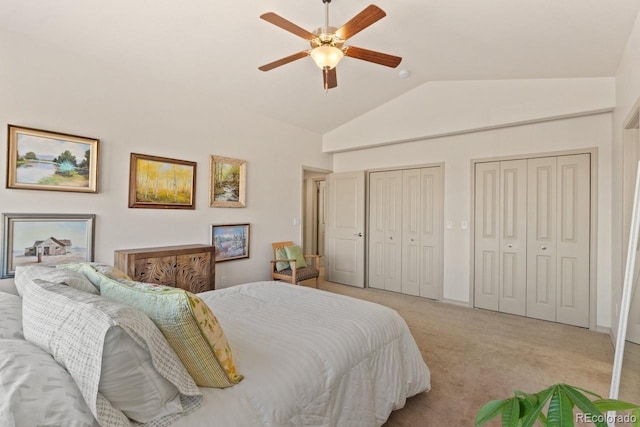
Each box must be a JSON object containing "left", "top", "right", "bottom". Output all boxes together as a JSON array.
[{"left": 302, "top": 168, "right": 331, "bottom": 268}]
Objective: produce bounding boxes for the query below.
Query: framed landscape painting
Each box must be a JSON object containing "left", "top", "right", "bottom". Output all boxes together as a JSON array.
[
  {"left": 129, "top": 153, "right": 197, "bottom": 209},
  {"left": 6, "top": 125, "right": 99, "bottom": 193},
  {"left": 1, "top": 213, "right": 95, "bottom": 278},
  {"left": 210, "top": 223, "right": 250, "bottom": 262},
  {"left": 210, "top": 155, "right": 246, "bottom": 208}
]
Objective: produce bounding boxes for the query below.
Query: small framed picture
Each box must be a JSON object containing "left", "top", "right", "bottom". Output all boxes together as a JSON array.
[
  {"left": 1, "top": 213, "right": 96, "bottom": 278},
  {"left": 210, "top": 155, "right": 246, "bottom": 208},
  {"left": 6, "top": 125, "right": 99, "bottom": 193},
  {"left": 210, "top": 223, "right": 250, "bottom": 262},
  {"left": 128, "top": 153, "right": 197, "bottom": 209}
]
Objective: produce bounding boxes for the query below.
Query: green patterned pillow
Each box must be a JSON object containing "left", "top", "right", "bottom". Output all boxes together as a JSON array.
[
  {"left": 275, "top": 247, "right": 290, "bottom": 271},
  {"left": 95, "top": 272, "right": 243, "bottom": 388},
  {"left": 284, "top": 245, "right": 307, "bottom": 268}
]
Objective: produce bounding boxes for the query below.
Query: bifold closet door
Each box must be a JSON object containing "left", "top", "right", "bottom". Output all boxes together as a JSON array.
[
  {"left": 368, "top": 171, "right": 402, "bottom": 292},
  {"left": 474, "top": 160, "right": 527, "bottom": 315},
  {"left": 498, "top": 160, "right": 528, "bottom": 316},
  {"left": 402, "top": 167, "right": 443, "bottom": 299},
  {"left": 474, "top": 162, "right": 500, "bottom": 311},
  {"left": 526, "top": 157, "right": 558, "bottom": 322},
  {"left": 555, "top": 154, "right": 590, "bottom": 327}
]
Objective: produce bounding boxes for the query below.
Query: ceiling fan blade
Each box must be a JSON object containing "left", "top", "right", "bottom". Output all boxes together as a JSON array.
[
  {"left": 260, "top": 12, "right": 316, "bottom": 40},
  {"left": 336, "top": 5, "right": 386, "bottom": 41},
  {"left": 344, "top": 46, "right": 402, "bottom": 68},
  {"left": 323, "top": 68, "right": 337, "bottom": 90},
  {"left": 259, "top": 51, "right": 309, "bottom": 71}
]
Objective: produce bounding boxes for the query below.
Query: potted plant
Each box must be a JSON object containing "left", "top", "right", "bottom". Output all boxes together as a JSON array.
[{"left": 475, "top": 383, "right": 640, "bottom": 426}]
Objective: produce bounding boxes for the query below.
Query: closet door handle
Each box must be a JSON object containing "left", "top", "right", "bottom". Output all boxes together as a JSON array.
[
  {"left": 507, "top": 244, "right": 513, "bottom": 248},
  {"left": 541, "top": 246, "right": 547, "bottom": 251},
  {"left": 353, "top": 232, "right": 363, "bottom": 237}
]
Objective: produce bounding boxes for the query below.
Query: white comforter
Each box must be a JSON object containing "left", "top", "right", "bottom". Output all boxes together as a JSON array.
[{"left": 172, "top": 281, "right": 430, "bottom": 427}]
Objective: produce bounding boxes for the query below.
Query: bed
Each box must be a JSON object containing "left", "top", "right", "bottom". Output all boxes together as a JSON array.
[{"left": 0, "top": 267, "right": 430, "bottom": 427}]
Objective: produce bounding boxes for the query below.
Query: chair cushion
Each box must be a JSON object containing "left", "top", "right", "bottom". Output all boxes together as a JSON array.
[
  {"left": 275, "top": 247, "right": 290, "bottom": 271},
  {"left": 277, "top": 267, "right": 319, "bottom": 282},
  {"left": 284, "top": 245, "right": 307, "bottom": 268}
]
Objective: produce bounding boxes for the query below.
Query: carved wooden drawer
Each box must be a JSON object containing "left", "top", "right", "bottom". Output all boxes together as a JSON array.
[{"left": 114, "top": 244, "right": 215, "bottom": 293}]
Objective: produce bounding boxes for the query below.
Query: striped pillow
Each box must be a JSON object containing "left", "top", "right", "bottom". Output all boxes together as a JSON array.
[{"left": 97, "top": 273, "right": 243, "bottom": 388}]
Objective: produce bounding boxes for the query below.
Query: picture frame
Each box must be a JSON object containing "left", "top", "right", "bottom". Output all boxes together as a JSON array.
[
  {"left": 129, "top": 153, "right": 197, "bottom": 209},
  {"left": 210, "top": 223, "right": 250, "bottom": 262},
  {"left": 6, "top": 125, "right": 99, "bottom": 193},
  {"left": 209, "top": 155, "right": 246, "bottom": 208},
  {"left": 1, "top": 213, "right": 96, "bottom": 278}
]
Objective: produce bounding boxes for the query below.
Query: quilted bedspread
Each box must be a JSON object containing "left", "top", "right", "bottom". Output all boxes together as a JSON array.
[{"left": 172, "top": 281, "right": 430, "bottom": 427}]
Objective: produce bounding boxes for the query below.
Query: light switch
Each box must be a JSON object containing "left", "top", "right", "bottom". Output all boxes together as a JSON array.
[
  {"left": 446, "top": 220, "right": 453, "bottom": 229},
  {"left": 293, "top": 217, "right": 300, "bottom": 226},
  {"left": 461, "top": 220, "right": 468, "bottom": 230}
]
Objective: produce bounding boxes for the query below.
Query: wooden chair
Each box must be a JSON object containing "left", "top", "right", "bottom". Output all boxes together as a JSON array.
[{"left": 270, "top": 241, "right": 320, "bottom": 288}]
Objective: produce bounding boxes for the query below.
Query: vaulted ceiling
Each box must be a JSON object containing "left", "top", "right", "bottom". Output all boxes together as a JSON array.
[{"left": 2, "top": 0, "right": 640, "bottom": 134}]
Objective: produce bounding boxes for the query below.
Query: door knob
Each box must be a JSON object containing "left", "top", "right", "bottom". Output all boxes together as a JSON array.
[
  {"left": 507, "top": 244, "right": 513, "bottom": 248},
  {"left": 541, "top": 246, "right": 547, "bottom": 251},
  {"left": 410, "top": 238, "right": 415, "bottom": 242},
  {"left": 353, "top": 232, "right": 363, "bottom": 237},
  {"left": 389, "top": 236, "right": 393, "bottom": 240}
]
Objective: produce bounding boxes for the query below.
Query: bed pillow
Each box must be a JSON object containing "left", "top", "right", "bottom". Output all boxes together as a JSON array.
[
  {"left": 14, "top": 264, "right": 99, "bottom": 296},
  {"left": 57, "top": 262, "right": 131, "bottom": 283},
  {"left": 0, "top": 292, "right": 23, "bottom": 340},
  {"left": 284, "top": 245, "right": 307, "bottom": 268},
  {"left": 275, "top": 246, "right": 290, "bottom": 271},
  {"left": 0, "top": 338, "right": 99, "bottom": 427},
  {"left": 97, "top": 273, "right": 243, "bottom": 388},
  {"left": 21, "top": 279, "right": 202, "bottom": 427}
]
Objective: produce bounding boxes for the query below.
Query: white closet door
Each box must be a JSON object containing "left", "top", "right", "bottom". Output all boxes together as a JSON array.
[
  {"left": 499, "top": 160, "right": 527, "bottom": 316},
  {"left": 419, "top": 167, "right": 443, "bottom": 299},
  {"left": 369, "top": 172, "right": 386, "bottom": 290},
  {"left": 384, "top": 171, "right": 403, "bottom": 292},
  {"left": 474, "top": 162, "right": 500, "bottom": 311},
  {"left": 556, "top": 154, "right": 590, "bottom": 327},
  {"left": 368, "top": 171, "right": 402, "bottom": 292},
  {"left": 401, "top": 169, "right": 421, "bottom": 296},
  {"left": 526, "top": 157, "right": 558, "bottom": 322}
]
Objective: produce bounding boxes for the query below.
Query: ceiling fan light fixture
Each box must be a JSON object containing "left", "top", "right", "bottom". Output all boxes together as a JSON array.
[{"left": 310, "top": 45, "right": 343, "bottom": 70}]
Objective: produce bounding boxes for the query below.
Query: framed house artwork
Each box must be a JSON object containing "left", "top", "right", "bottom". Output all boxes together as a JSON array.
[
  {"left": 209, "top": 155, "right": 246, "bottom": 208},
  {"left": 210, "top": 223, "right": 250, "bottom": 262},
  {"left": 1, "top": 213, "right": 96, "bottom": 278},
  {"left": 6, "top": 125, "right": 99, "bottom": 193},
  {"left": 128, "top": 153, "right": 197, "bottom": 209}
]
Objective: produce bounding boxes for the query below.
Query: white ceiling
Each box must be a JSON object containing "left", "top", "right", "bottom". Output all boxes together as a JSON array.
[{"left": 2, "top": 0, "right": 640, "bottom": 134}]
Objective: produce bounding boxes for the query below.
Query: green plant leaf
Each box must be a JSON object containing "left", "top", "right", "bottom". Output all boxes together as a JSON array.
[
  {"left": 476, "top": 399, "right": 509, "bottom": 426},
  {"left": 567, "top": 385, "right": 602, "bottom": 400},
  {"left": 547, "top": 388, "right": 574, "bottom": 427},
  {"left": 502, "top": 397, "right": 521, "bottom": 427},
  {"left": 560, "top": 385, "right": 607, "bottom": 427},
  {"left": 632, "top": 408, "right": 640, "bottom": 427},
  {"left": 521, "top": 386, "right": 555, "bottom": 427},
  {"left": 592, "top": 398, "right": 640, "bottom": 412}
]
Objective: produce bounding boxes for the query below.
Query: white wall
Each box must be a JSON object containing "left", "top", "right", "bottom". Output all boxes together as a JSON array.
[
  {"left": 323, "top": 78, "right": 615, "bottom": 153},
  {"left": 333, "top": 112, "right": 612, "bottom": 329},
  {"left": 611, "top": 8, "right": 640, "bottom": 337},
  {"left": 0, "top": 33, "right": 331, "bottom": 294}
]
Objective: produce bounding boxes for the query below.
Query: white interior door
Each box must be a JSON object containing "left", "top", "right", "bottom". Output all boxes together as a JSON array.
[
  {"left": 526, "top": 156, "right": 558, "bottom": 322},
  {"left": 326, "top": 171, "right": 365, "bottom": 287},
  {"left": 474, "top": 162, "right": 500, "bottom": 311},
  {"left": 499, "top": 160, "right": 527, "bottom": 316},
  {"left": 623, "top": 131, "right": 640, "bottom": 343},
  {"left": 368, "top": 172, "right": 386, "bottom": 289},
  {"left": 402, "top": 167, "right": 443, "bottom": 299},
  {"left": 555, "top": 154, "right": 590, "bottom": 328}
]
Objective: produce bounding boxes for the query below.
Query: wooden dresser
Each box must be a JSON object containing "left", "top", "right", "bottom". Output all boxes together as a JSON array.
[{"left": 114, "top": 244, "right": 215, "bottom": 293}]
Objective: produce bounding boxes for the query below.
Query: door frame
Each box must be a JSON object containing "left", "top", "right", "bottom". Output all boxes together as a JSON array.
[
  {"left": 469, "top": 148, "right": 599, "bottom": 331},
  {"left": 301, "top": 166, "right": 332, "bottom": 254},
  {"left": 365, "top": 162, "right": 445, "bottom": 299}
]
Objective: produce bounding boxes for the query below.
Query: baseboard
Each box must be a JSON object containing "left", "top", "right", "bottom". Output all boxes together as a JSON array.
[
  {"left": 441, "top": 298, "right": 471, "bottom": 308},
  {"left": 595, "top": 325, "right": 611, "bottom": 335}
]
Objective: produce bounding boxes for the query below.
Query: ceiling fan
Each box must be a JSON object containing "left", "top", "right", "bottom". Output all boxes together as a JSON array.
[{"left": 258, "top": 0, "right": 402, "bottom": 91}]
